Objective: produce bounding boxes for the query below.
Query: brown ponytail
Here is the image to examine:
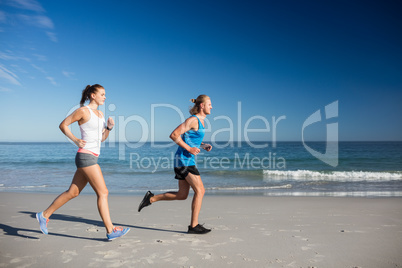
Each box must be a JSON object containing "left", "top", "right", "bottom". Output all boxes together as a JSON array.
[
  {"left": 189, "top": 94, "right": 210, "bottom": 115},
  {"left": 80, "top": 84, "right": 104, "bottom": 106}
]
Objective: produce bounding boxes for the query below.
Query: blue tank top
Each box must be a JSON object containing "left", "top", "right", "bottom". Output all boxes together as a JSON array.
[{"left": 174, "top": 115, "right": 205, "bottom": 167}]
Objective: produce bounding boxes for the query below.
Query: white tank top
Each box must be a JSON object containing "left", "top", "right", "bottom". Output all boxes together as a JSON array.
[{"left": 79, "top": 106, "right": 106, "bottom": 155}]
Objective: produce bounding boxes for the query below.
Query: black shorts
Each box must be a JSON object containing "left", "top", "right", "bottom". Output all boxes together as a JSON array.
[{"left": 174, "top": 165, "right": 200, "bottom": 180}]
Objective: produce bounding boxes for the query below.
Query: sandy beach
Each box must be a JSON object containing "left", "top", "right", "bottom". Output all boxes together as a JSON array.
[{"left": 0, "top": 192, "right": 401, "bottom": 267}]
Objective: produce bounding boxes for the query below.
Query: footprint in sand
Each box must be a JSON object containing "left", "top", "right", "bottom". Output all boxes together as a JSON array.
[
  {"left": 229, "top": 237, "right": 243, "bottom": 242},
  {"left": 9, "top": 258, "right": 22, "bottom": 264},
  {"left": 174, "top": 256, "right": 189, "bottom": 265},
  {"left": 86, "top": 226, "right": 100, "bottom": 232},
  {"left": 197, "top": 252, "right": 212, "bottom": 260},
  {"left": 95, "top": 250, "right": 121, "bottom": 259},
  {"left": 61, "top": 250, "right": 78, "bottom": 263}
]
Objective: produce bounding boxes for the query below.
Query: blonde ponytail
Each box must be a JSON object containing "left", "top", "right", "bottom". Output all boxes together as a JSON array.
[{"left": 189, "top": 94, "right": 210, "bottom": 115}]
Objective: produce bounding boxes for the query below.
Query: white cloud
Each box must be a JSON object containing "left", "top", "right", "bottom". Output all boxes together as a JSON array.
[
  {"left": 5, "top": 0, "right": 45, "bottom": 13},
  {"left": 31, "top": 63, "right": 46, "bottom": 74},
  {"left": 10, "top": 64, "right": 28, "bottom": 74},
  {"left": 3, "top": 1, "right": 57, "bottom": 41},
  {"left": 17, "top": 14, "right": 54, "bottom": 29},
  {"left": 1, "top": 1, "right": 60, "bottom": 86},
  {"left": 46, "top": 31, "right": 58, "bottom": 42},
  {"left": 62, "top": 71, "right": 75, "bottom": 78},
  {"left": 35, "top": 15, "right": 54, "bottom": 29},
  {"left": 0, "top": 65, "right": 21, "bottom": 85},
  {"left": 0, "top": 86, "right": 13, "bottom": 92},
  {"left": 14, "top": 14, "right": 57, "bottom": 42},
  {"left": 33, "top": 54, "right": 47, "bottom": 61},
  {"left": 0, "top": 11, "right": 6, "bottom": 23},
  {"left": 46, "top": 76, "right": 57, "bottom": 86},
  {"left": 0, "top": 50, "right": 30, "bottom": 61}
]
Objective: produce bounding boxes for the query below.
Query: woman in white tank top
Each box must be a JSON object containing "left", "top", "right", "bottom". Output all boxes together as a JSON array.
[{"left": 36, "top": 84, "right": 130, "bottom": 241}]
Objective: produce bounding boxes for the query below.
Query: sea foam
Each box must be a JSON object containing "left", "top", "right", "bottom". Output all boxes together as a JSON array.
[{"left": 263, "top": 170, "right": 402, "bottom": 181}]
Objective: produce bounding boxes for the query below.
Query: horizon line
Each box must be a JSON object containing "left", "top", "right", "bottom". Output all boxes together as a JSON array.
[{"left": 1, "top": 140, "right": 402, "bottom": 143}]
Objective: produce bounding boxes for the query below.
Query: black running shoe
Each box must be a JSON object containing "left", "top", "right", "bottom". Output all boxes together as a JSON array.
[
  {"left": 188, "top": 224, "right": 211, "bottom": 234},
  {"left": 138, "top": 191, "right": 154, "bottom": 212}
]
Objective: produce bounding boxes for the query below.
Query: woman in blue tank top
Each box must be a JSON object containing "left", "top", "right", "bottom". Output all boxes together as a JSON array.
[{"left": 138, "top": 95, "right": 213, "bottom": 234}]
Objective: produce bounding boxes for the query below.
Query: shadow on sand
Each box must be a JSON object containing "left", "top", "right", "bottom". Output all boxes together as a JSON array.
[{"left": 4, "top": 211, "right": 186, "bottom": 241}]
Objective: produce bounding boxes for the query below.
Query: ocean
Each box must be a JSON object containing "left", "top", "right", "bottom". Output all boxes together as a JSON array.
[{"left": 0, "top": 141, "right": 401, "bottom": 197}]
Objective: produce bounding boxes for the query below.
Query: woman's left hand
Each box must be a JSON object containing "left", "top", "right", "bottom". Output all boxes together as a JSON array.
[{"left": 107, "top": 117, "right": 115, "bottom": 129}]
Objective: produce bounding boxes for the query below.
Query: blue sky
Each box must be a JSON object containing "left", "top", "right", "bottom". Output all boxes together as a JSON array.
[{"left": 1, "top": 0, "right": 401, "bottom": 143}]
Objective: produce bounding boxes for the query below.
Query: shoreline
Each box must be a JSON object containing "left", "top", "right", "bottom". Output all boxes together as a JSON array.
[
  {"left": 2, "top": 189, "right": 402, "bottom": 198},
  {"left": 1, "top": 193, "right": 401, "bottom": 267}
]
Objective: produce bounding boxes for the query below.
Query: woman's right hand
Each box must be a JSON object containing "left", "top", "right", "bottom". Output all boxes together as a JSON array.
[
  {"left": 188, "top": 147, "right": 201, "bottom": 155},
  {"left": 75, "top": 139, "right": 86, "bottom": 148}
]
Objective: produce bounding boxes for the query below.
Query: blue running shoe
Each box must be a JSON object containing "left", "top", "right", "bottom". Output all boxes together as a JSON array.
[
  {"left": 36, "top": 212, "right": 49, "bottom": 235},
  {"left": 107, "top": 226, "right": 130, "bottom": 241}
]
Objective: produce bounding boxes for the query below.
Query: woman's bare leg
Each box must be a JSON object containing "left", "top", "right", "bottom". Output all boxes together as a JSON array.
[
  {"left": 42, "top": 169, "right": 88, "bottom": 219},
  {"left": 81, "top": 164, "right": 114, "bottom": 234}
]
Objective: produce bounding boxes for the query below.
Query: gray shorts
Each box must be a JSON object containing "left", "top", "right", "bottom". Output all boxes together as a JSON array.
[{"left": 75, "top": 152, "right": 98, "bottom": 168}]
